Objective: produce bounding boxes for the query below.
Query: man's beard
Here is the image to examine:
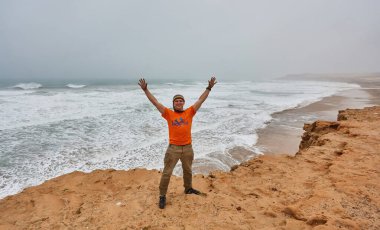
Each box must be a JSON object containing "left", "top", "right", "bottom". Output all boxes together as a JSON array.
[{"left": 173, "top": 105, "right": 184, "bottom": 113}]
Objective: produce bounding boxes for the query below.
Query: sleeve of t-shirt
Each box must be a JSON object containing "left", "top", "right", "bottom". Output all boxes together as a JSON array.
[
  {"left": 161, "top": 107, "right": 170, "bottom": 120},
  {"left": 189, "top": 106, "right": 196, "bottom": 116}
]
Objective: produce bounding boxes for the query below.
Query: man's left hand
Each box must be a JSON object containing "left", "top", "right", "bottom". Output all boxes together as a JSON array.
[{"left": 208, "top": 77, "right": 217, "bottom": 89}]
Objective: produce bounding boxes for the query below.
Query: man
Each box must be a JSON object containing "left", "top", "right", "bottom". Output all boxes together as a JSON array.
[{"left": 138, "top": 77, "right": 217, "bottom": 209}]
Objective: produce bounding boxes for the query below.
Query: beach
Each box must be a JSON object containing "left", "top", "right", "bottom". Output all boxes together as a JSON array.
[
  {"left": 0, "top": 75, "right": 379, "bottom": 229},
  {"left": 1, "top": 78, "right": 359, "bottom": 198}
]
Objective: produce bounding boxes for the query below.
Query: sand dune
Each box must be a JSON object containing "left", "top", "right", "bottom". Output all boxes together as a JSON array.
[{"left": 1, "top": 106, "right": 379, "bottom": 229}]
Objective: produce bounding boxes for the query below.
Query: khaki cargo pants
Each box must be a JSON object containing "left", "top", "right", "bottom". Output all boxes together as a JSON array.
[{"left": 159, "top": 144, "right": 194, "bottom": 196}]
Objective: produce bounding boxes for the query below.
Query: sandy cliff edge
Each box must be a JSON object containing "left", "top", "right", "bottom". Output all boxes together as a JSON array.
[{"left": 1, "top": 106, "right": 379, "bottom": 230}]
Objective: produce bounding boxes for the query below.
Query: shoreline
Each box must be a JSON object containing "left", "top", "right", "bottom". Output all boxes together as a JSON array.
[
  {"left": 256, "top": 74, "right": 380, "bottom": 155},
  {"left": 1, "top": 75, "right": 378, "bottom": 196},
  {"left": 1, "top": 75, "right": 378, "bottom": 199}
]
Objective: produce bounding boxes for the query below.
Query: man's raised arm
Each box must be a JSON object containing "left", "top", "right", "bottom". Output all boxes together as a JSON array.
[
  {"left": 138, "top": 78, "right": 166, "bottom": 114},
  {"left": 193, "top": 77, "right": 217, "bottom": 112}
]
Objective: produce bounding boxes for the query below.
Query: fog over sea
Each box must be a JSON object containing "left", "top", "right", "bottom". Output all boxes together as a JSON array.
[{"left": 0, "top": 79, "right": 360, "bottom": 198}]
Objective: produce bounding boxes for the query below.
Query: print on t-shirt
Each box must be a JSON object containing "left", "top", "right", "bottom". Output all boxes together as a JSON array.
[{"left": 172, "top": 117, "right": 189, "bottom": 126}]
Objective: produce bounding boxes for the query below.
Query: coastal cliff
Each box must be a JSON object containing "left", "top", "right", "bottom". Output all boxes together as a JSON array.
[{"left": 1, "top": 107, "right": 379, "bottom": 230}]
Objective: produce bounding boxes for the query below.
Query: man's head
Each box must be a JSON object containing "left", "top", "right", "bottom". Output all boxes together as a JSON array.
[{"left": 173, "top": 94, "right": 185, "bottom": 112}]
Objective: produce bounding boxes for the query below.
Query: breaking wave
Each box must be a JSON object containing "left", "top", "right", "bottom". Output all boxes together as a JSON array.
[
  {"left": 66, "top": 84, "right": 86, "bottom": 89},
  {"left": 11, "top": 83, "right": 42, "bottom": 90}
]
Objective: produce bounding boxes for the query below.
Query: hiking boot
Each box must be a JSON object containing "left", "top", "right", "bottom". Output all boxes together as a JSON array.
[
  {"left": 185, "top": 188, "right": 201, "bottom": 195},
  {"left": 159, "top": 195, "right": 166, "bottom": 209}
]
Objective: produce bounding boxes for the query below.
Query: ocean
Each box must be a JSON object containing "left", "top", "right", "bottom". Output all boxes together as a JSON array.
[{"left": 0, "top": 79, "right": 360, "bottom": 198}]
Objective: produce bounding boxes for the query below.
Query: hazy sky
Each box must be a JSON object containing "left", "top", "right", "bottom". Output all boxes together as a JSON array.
[{"left": 1, "top": 0, "right": 379, "bottom": 82}]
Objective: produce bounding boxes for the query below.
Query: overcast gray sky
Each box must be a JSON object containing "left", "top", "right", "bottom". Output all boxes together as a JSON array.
[{"left": 1, "top": 0, "right": 379, "bottom": 82}]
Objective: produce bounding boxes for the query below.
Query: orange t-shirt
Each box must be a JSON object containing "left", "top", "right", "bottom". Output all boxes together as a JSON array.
[{"left": 162, "top": 106, "right": 196, "bottom": 145}]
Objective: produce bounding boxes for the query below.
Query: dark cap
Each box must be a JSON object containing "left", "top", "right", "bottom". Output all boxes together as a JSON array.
[{"left": 173, "top": 94, "right": 185, "bottom": 102}]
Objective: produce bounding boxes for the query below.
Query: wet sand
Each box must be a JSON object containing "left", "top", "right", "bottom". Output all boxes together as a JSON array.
[{"left": 256, "top": 74, "right": 380, "bottom": 155}]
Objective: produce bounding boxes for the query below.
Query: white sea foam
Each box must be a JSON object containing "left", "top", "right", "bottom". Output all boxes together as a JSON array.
[
  {"left": 0, "top": 90, "right": 32, "bottom": 96},
  {"left": 0, "top": 80, "right": 362, "bottom": 198},
  {"left": 11, "top": 82, "right": 42, "bottom": 90}
]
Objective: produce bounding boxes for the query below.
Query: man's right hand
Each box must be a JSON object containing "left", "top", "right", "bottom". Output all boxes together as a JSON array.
[{"left": 138, "top": 78, "right": 148, "bottom": 91}]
